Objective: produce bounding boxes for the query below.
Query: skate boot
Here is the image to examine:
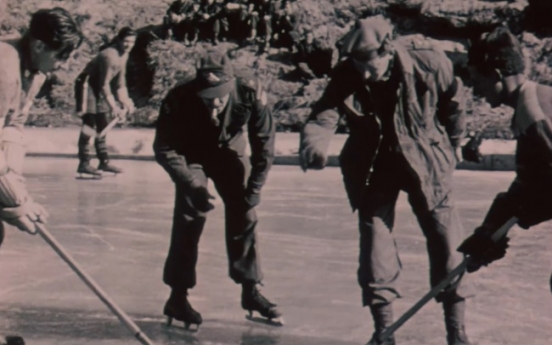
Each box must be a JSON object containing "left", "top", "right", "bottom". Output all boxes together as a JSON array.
[
  {"left": 366, "top": 303, "right": 395, "bottom": 345},
  {"left": 98, "top": 160, "right": 123, "bottom": 174},
  {"left": 444, "top": 299, "right": 471, "bottom": 345},
  {"left": 241, "top": 283, "right": 283, "bottom": 325},
  {"left": 77, "top": 161, "right": 102, "bottom": 179},
  {"left": 1, "top": 335, "right": 25, "bottom": 345},
  {"left": 163, "top": 290, "right": 202, "bottom": 330}
]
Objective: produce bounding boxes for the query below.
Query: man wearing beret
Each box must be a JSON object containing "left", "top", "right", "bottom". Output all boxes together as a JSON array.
[
  {"left": 153, "top": 51, "right": 280, "bottom": 328},
  {"left": 299, "top": 16, "right": 471, "bottom": 345}
]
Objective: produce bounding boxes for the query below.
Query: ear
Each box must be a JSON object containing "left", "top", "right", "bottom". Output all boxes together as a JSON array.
[{"left": 31, "top": 39, "right": 47, "bottom": 54}]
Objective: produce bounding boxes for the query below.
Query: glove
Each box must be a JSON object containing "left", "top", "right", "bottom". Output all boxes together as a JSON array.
[
  {"left": 457, "top": 226, "right": 509, "bottom": 273},
  {"left": 244, "top": 188, "right": 261, "bottom": 210},
  {"left": 461, "top": 132, "right": 483, "bottom": 163},
  {"left": 0, "top": 200, "right": 49, "bottom": 235},
  {"left": 187, "top": 180, "right": 215, "bottom": 213}
]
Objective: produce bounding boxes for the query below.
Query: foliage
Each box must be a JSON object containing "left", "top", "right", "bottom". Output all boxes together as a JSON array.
[{"left": 0, "top": 0, "right": 541, "bottom": 139}]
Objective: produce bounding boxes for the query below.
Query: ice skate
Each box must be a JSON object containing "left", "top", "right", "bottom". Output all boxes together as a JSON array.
[
  {"left": 366, "top": 333, "right": 395, "bottom": 345},
  {"left": 242, "top": 285, "right": 283, "bottom": 326},
  {"left": 0, "top": 335, "right": 25, "bottom": 345},
  {"left": 98, "top": 160, "right": 123, "bottom": 175},
  {"left": 76, "top": 161, "right": 102, "bottom": 179},
  {"left": 163, "top": 291, "right": 202, "bottom": 331}
]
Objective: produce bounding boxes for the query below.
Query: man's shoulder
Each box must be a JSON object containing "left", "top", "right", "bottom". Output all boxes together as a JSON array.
[
  {"left": 166, "top": 78, "right": 197, "bottom": 101},
  {"left": 97, "top": 47, "right": 121, "bottom": 61},
  {"left": 0, "top": 41, "right": 20, "bottom": 78}
]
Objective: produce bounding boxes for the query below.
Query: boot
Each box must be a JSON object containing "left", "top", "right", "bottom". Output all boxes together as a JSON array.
[
  {"left": 98, "top": 160, "right": 123, "bottom": 174},
  {"left": 163, "top": 289, "right": 202, "bottom": 329},
  {"left": 77, "top": 161, "right": 102, "bottom": 178},
  {"left": 1, "top": 335, "right": 25, "bottom": 345},
  {"left": 367, "top": 303, "right": 395, "bottom": 345},
  {"left": 241, "top": 283, "right": 282, "bottom": 323},
  {"left": 444, "top": 299, "right": 471, "bottom": 345}
]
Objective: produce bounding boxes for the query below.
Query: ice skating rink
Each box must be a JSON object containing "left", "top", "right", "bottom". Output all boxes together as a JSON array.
[{"left": 1, "top": 158, "right": 551, "bottom": 345}]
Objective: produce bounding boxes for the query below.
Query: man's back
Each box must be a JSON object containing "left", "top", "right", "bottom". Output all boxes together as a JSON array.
[{"left": 0, "top": 41, "right": 21, "bottom": 126}]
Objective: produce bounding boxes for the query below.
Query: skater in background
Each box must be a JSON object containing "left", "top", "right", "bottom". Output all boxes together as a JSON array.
[
  {"left": 458, "top": 26, "right": 552, "bottom": 292},
  {"left": 299, "top": 16, "right": 472, "bottom": 345},
  {"left": 74, "top": 27, "right": 136, "bottom": 177},
  {"left": 0, "top": 7, "right": 84, "bottom": 343},
  {"left": 153, "top": 51, "right": 281, "bottom": 328}
]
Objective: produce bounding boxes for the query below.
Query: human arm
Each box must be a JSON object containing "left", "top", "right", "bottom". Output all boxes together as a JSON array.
[
  {"left": 153, "top": 91, "right": 214, "bottom": 212},
  {"left": 433, "top": 50, "right": 467, "bottom": 149},
  {"left": 246, "top": 82, "right": 275, "bottom": 208},
  {"left": 299, "top": 62, "right": 357, "bottom": 171}
]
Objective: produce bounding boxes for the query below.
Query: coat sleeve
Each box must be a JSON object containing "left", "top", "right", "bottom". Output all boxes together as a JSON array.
[
  {"left": 433, "top": 50, "right": 466, "bottom": 148},
  {"left": 153, "top": 91, "right": 195, "bottom": 186},
  {"left": 247, "top": 85, "right": 275, "bottom": 193},
  {"left": 299, "top": 62, "right": 354, "bottom": 169}
]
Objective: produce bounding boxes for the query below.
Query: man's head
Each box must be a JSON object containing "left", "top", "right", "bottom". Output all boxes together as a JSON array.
[
  {"left": 28, "top": 7, "right": 84, "bottom": 73},
  {"left": 468, "top": 26, "right": 525, "bottom": 108},
  {"left": 196, "top": 51, "right": 235, "bottom": 114},
  {"left": 115, "top": 27, "right": 137, "bottom": 55},
  {"left": 337, "top": 15, "right": 394, "bottom": 82}
]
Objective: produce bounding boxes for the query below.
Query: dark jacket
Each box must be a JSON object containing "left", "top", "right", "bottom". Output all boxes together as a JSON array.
[
  {"left": 153, "top": 75, "right": 275, "bottom": 193},
  {"left": 301, "top": 41, "right": 466, "bottom": 210}
]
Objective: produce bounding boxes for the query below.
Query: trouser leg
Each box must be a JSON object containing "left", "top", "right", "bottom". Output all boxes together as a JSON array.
[
  {"left": 78, "top": 113, "right": 96, "bottom": 163},
  {"left": 357, "top": 190, "right": 402, "bottom": 306},
  {"left": 411, "top": 192, "right": 473, "bottom": 302},
  {"left": 208, "top": 152, "right": 263, "bottom": 284},
  {"left": 94, "top": 112, "right": 109, "bottom": 163},
  {"left": 163, "top": 165, "right": 209, "bottom": 290}
]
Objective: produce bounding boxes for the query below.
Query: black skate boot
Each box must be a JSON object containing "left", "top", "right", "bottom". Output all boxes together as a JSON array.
[
  {"left": 241, "top": 283, "right": 283, "bottom": 325},
  {"left": 77, "top": 161, "right": 102, "bottom": 179},
  {"left": 163, "top": 289, "right": 202, "bottom": 330},
  {"left": 2, "top": 335, "right": 25, "bottom": 345},
  {"left": 444, "top": 299, "right": 471, "bottom": 345},
  {"left": 366, "top": 303, "right": 395, "bottom": 345},
  {"left": 98, "top": 160, "right": 123, "bottom": 174}
]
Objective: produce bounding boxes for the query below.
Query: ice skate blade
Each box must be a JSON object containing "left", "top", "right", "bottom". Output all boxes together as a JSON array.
[
  {"left": 245, "top": 313, "right": 284, "bottom": 327},
  {"left": 164, "top": 316, "right": 200, "bottom": 333},
  {"left": 75, "top": 173, "right": 102, "bottom": 180}
]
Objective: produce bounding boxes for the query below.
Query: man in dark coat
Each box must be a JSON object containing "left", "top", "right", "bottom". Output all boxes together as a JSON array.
[
  {"left": 299, "top": 16, "right": 471, "bottom": 345},
  {"left": 153, "top": 51, "right": 281, "bottom": 328}
]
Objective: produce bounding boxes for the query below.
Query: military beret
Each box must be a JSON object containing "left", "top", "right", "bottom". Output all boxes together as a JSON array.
[{"left": 337, "top": 15, "right": 394, "bottom": 60}]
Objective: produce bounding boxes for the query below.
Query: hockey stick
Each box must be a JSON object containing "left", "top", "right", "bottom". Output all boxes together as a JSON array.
[
  {"left": 34, "top": 223, "right": 156, "bottom": 345},
  {"left": 81, "top": 116, "right": 120, "bottom": 139},
  {"left": 370, "top": 216, "right": 519, "bottom": 345}
]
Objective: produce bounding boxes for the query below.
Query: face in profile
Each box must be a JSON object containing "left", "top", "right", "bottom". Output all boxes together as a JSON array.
[
  {"left": 468, "top": 65, "right": 504, "bottom": 108},
  {"left": 118, "top": 35, "right": 137, "bottom": 54},
  {"left": 31, "top": 40, "right": 71, "bottom": 73},
  {"left": 352, "top": 52, "right": 394, "bottom": 82}
]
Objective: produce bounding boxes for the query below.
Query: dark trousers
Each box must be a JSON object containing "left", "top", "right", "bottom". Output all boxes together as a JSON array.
[
  {"left": 357, "top": 153, "right": 472, "bottom": 306},
  {"left": 78, "top": 113, "right": 109, "bottom": 163},
  {"left": 163, "top": 150, "right": 263, "bottom": 290}
]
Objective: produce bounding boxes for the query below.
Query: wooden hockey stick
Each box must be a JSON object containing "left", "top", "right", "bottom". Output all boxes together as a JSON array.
[
  {"left": 35, "top": 223, "right": 156, "bottom": 345},
  {"left": 370, "top": 216, "right": 519, "bottom": 345}
]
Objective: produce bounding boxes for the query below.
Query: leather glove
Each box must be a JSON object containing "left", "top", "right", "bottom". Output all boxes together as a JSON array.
[
  {"left": 187, "top": 180, "right": 215, "bottom": 213},
  {"left": 457, "top": 226, "right": 509, "bottom": 273},
  {"left": 244, "top": 188, "right": 261, "bottom": 210},
  {"left": 461, "top": 132, "right": 483, "bottom": 163}
]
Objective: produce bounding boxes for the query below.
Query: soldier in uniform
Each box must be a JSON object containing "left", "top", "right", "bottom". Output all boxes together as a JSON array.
[
  {"left": 299, "top": 16, "right": 471, "bottom": 345},
  {"left": 153, "top": 51, "right": 281, "bottom": 328},
  {"left": 458, "top": 27, "right": 552, "bottom": 292},
  {"left": 0, "top": 7, "right": 83, "bottom": 343},
  {"left": 74, "top": 27, "right": 137, "bottom": 177}
]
